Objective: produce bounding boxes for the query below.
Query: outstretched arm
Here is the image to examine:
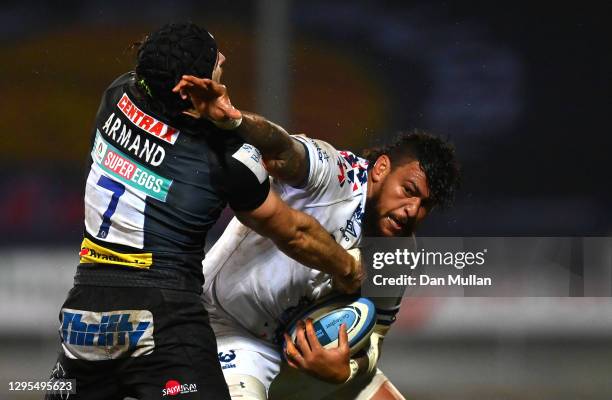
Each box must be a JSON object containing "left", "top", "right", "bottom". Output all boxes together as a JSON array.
[
  {"left": 173, "top": 75, "right": 308, "bottom": 186},
  {"left": 238, "top": 112, "right": 308, "bottom": 186},
  {"left": 171, "top": 77, "right": 364, "bottom": 292},
  {"left": 236, "top": 190, "right": 363, "bottom": 294}
]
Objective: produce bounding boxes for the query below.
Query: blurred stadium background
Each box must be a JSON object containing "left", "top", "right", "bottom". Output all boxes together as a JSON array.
[{"left": 1, "top": 1, "right": 610, "bottom": 399}]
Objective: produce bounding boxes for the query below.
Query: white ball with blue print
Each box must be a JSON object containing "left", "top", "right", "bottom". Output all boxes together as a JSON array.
[{"left": 284, "top": 296, "right": 377, "bottom": 356}]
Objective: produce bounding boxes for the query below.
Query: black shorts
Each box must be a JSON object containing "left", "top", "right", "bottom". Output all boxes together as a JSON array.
[{"left": 45, "top": 285, "right": 230, "bottom": 400}]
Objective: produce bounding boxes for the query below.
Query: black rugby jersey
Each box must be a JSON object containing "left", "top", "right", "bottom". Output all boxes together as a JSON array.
[{"left": 75, "top": 72, "right": 269, "bottom": 292}]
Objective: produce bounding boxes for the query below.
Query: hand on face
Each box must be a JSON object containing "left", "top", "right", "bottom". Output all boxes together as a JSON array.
[
  {"left": 171, "top": 74, "right": 242, "bottom": 121},
  {"left": 283, "top": 319, "right": 351, "bottom": 384}
]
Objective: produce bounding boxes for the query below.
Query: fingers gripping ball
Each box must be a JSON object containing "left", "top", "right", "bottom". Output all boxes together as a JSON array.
[{"left": 284, "top": 296, "right": 376, "bottom": 357}]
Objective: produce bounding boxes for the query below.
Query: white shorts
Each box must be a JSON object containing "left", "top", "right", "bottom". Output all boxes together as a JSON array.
[
  {"left": 216, "top": 335, "right": 389, "bottom": 400},
  {"left": 216, "top": 334, "right": 281, "bottom": 395}
]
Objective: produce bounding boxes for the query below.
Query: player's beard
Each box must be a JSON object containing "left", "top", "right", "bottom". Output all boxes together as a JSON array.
[
  {"left": 363, "top": 193, "right": 384, "bottom": 237},
  {"left": 363, "top": 194, "right": 417, "bottom": 237}
]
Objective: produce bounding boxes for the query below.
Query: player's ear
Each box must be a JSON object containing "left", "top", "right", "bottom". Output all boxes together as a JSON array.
[{"left": 371, "top": 155, "right": 391, "bottom": 183}]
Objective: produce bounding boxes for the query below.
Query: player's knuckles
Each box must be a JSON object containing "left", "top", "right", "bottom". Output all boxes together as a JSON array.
[
  {"left": 285, "top": 342, "right": 298, "bottom": 355},
  {"left": 303, "top": 353, "right": 318, "bottom": 365},
  {"left": 308, "top": 349, "right": 322, "bottom": 360}
]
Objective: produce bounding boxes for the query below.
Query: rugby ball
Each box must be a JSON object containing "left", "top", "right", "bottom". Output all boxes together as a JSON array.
[{"left": 284, "top": 296, "right": 376, "bottom": 356}]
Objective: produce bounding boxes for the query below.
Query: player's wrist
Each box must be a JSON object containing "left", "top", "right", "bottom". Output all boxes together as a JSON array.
[{"left": 210, "top": 115, "right": 243, "bottom": 130}]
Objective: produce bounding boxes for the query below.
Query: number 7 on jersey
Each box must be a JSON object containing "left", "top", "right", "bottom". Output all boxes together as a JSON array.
[{"left": 96, "top": 175, "right": 125, "bottom": 238}]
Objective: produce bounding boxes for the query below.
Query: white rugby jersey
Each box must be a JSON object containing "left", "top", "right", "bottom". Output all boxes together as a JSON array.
[{"left": 203, "top": 136, "right": 370, "bottom": 342}]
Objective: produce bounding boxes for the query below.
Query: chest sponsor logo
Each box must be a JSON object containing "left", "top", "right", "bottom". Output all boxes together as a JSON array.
[
  {"left": 60, "top": 308, "right": 154, "bottom": 360},
  {"left": 93, "top": 131, "right": 172, "bottom": 201},
  {"left": 339, "top": 203, "right": 365, "bottom": 242},
  {"left": 117, "top": 93, "right": 180, "bottom": 144},
  {"left": 79, "top": 238, "right": 152, "bottom": 268}
]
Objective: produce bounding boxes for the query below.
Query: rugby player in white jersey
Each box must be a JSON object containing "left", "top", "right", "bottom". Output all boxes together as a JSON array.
[{"left": 174, "top": 76, "right": 460, "bottom": 399}]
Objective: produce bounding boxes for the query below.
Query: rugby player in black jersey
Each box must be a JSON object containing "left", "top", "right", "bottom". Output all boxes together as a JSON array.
[{"left": 45, "top": 23, "right": 363, "bottom": 400}]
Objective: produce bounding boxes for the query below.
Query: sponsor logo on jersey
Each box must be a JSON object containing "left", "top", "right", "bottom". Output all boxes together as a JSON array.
[
  {"left": 340, "top": 203, "right": 364, "bottom": 242},
  {"left": 162, "top": 380, "right": 198, "bottom": 396},
  {"left": 60, "top": 308, "right": 154, "bottom": 360},
  {"left": 218, "top": 350, "right": 237, "bottom": 363},
  {"left": 218, "top": 350, "right": 237, "bottom": 369},
  {"left": 79, "top": 238, "right": 152, "bottom": 268},
  {"left": 93, "top": 132, "right": 172, "bottom": 201},
  {"left": 117, "top": 93, "right": 180, "bottom": 144},
  {"left": 310, "top": 138, "right": 329, "bottom": 162},
  {"left": 101, "top": 112, "right": 166, "bottom": 166}
]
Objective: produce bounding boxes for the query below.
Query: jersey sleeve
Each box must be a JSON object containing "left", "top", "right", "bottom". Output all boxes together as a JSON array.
[
  {"left": 292, "top": 135, "right": 368, "bottom": 203},
  {"left": 217, "top": 142, "right": 271, "bottom": 212}
]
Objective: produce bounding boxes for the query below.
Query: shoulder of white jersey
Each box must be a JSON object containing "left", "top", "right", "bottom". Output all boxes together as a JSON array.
[{"left": 291, "top": 135, "right": 369, "bottom": 199}]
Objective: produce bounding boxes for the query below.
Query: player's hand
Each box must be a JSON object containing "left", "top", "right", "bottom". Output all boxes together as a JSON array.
[
  {"left": 333, "top": 248, "right": 365, "bottom": 294},
  {"left": 172, "top": 75, "right": 242, "bottom": 122},
  {"left": 284, "top": 319, "right": 351, "bottom": 384}
]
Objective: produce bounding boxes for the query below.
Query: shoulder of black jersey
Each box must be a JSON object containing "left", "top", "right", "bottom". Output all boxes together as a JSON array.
[
  {"left": 100, "top": 72, "right": 137, "bottom": 112},
  {"left": 99, "top": 75, "right": 248, "bottom": 143},
  {"left": 106, "top": 71, "right": 135, "bottom": 93}
]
